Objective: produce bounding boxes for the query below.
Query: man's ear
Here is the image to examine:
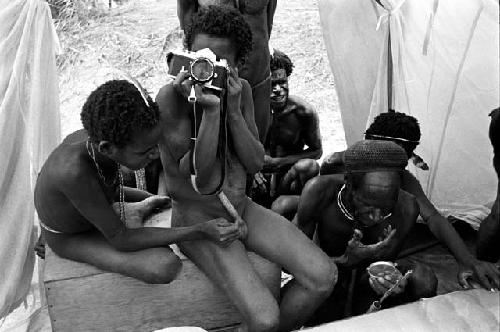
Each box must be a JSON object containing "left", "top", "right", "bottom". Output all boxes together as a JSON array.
[{"left": 98, "top": 141, "right": 117, "bottom": 158}]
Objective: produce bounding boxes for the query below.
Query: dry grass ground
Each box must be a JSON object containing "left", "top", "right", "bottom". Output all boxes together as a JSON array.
[{"left": 56, "top": 0, "right": 346, "bottom": 155}]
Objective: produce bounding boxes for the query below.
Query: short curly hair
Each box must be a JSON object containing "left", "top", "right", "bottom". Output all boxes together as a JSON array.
[
  {"left": 270, "top": 49, "right": 294, "bottom": 77},
  {"left": 184, "top": 5, "right": 253, "bottom": 65},
  {"left": 365, "top": 111, "right": 421, "bottom": 157},
  {"left": 81, "top": 80, "right": 159, "bottom": 147}
]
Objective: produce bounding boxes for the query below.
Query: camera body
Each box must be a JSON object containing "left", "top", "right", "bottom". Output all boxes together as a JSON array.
[{"left": 167, "top": 48, "right": 229, "bottom": 92}]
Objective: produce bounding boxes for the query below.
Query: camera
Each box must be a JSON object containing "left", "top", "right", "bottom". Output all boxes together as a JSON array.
[{"left": 167, "top": 48, "right": 229, "bottom": 92}]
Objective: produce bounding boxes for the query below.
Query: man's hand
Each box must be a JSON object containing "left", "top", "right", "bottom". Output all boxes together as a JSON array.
[
  {"left": 173, "top": 70, "right": 220, "bottom": 109},
  {"left": 200, "top": 217, "right": 241, "bottom": 247},
  {"left": 226, "top": 67, "right": 242, "bottom": 113},
  {"left": 235, "top": 216, "right": 248, "bottom": 241},
  {"left": 252, "top": 171, "right": 267, "bottom": 191},
  {"left": 333, "top": 227, "right": 397, "bottom": 267},
  {"left": 369, "top": 269, "right": 407, "bottom": 296},
  {"left": 458, "top": 259, "right": 500, "bottom": 291},
  {"left": 263, "top": 155, "right": 281, "bottom": 172}
]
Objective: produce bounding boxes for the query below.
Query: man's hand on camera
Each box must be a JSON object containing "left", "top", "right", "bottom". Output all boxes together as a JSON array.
[
  {"left": 173, "top": 70, "right": 220, "bottom": 110},
  {"left": 227, "top": 67, "right": 242, "bottom": 113}
]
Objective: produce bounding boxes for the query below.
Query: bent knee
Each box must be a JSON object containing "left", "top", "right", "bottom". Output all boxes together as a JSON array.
[
  {"left": 247, "top": 306, "right": 280, "bottom": 332},
  {"left": 140, "top": 253, "right": 182, "bottom": 284},
  {"left": 410, "top": 264, "right": 437, "bottom": 298},
  {"left": 305, "top": 258, "right": 337, "bottom": 296}
]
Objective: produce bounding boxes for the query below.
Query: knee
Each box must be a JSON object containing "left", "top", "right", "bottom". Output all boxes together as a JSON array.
[
  {"left": 307, "top": 258, "right": 338, "bottom": 297},
  {"left": 247, "top": 305, "right": 280, "bottom": 332},
  {"left": 140, "top": 253, "right": 182, "bottom": 284},
  {"left": 410, "top": 264, "right": 437, "bottom": 299},
  {"left": 270, "top": 197, "right": 291, "bottom": 216}
]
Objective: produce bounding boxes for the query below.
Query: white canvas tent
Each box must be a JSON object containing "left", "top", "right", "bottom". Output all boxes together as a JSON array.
[
  {"left": 319, "top": 0, "right": 499, "bottom": 223},
  {"left": 0, "top": 0, "right": 60, "bottom": 329}
]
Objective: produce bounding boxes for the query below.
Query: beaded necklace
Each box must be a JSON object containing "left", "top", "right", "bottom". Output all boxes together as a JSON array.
[{"left": 86, "top": 140, "right": 126, "bottom": 222}]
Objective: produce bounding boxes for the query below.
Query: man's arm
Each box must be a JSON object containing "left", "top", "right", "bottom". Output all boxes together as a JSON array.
[
  {"left": 293, "top": 176, "right": 326, "bottom": 239},
  {"left": 266, "top": 0, "right": 278, "bottom": 37},
  {"left": 59, "top": 168, "right": 235, "bottom": 251},
  {"left": 177, "top": 0, "right": 197, "bottom": 31},
  {"left": 227, "top": 76, "right": 265, "bottom": 174},
  {"left": 404, "top": 171, "right": 500, "bottom": 290}
]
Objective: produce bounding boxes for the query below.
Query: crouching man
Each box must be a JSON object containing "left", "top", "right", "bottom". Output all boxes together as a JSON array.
[{"left": 296, "top": 140, "right": 437, "bottom": 325}]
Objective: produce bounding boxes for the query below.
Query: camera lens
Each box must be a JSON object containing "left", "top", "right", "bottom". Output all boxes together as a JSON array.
[{"left": 190, "top": 57, "right": 215, "bottom": 83}]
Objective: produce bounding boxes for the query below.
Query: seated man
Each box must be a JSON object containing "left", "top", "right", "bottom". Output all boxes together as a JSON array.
[
  {"left": 477, "top": 107, "right": 500, "bottom": 263},
  {"left": 251, "top": 49, "right": 322, "bottom": 213},
  {"left": 34, "top": 80, "right": 241, "bottom": 283},
  {"left": 157, "top": 6, "right": 336, "bottom": 331},
  {"left": 296, "top": 140, "right": 438, "bottom": 325},
  {"left": 322, "top": 111, "right": 500, "bottom": 291}
]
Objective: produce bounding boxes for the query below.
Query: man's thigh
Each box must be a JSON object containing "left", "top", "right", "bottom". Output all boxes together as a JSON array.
[
  {"left": 242, "top": 200, "right": 332, "bottom": 290},
  {"left": 177, "top": 239, "right": 278, "bottom": 320}
]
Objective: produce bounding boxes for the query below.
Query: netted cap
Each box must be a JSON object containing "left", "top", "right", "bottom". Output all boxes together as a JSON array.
[{"left": 344, "top": 140, "right": 408, "bottom": 173}]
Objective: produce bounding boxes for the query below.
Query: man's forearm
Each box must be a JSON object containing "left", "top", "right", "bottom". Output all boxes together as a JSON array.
[
  {"left": 123, "top": 186, "right": 153, "bottom": 202},
  {"left": 110, "top": 224, "right": 205, "bottom": 252},
  {"left": 427, "top": 214, "right": 475, "bottom": 265},
  {"left": 228, "top": 112, "right": 264, "bottom": 173},
  {"left": 193, "top": 110, "right": 221, "bottom": 184},
  {"left": 266, "top": 148, "right": 322, "bottom": 172}
]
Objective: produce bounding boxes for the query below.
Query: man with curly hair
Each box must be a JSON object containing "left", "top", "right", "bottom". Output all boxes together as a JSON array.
[
  {"left": 477, "top": 107, "right": 500, "bottom": 263},
  {"left": 251, "top": 49, "right": 322, "bottom": 217},
  {"left": 157, "top": 6, "right": 336, "bottom": 331},
  {"left": 321, "top": 111, "right": 500, "bottom": 291},
  {"left": 34, "top": 80, "right": 242, "bottom": 282},
  {"left": 297, "top": 140, "right": 438, "bottom": 325},
  {"left": 177, "top": 0, "right": 277, "bottom": 144}
]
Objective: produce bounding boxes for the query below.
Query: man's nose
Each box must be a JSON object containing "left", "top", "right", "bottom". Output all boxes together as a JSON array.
[
  {"left": 369, "top": 209, "right": 383, "bottom": 222},
  {"left": 272, "top": 84, "right": 280, "bottom": 92}
]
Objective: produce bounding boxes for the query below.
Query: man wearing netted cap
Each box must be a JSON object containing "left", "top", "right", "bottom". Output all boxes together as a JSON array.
[
  {"left": 295, "top": 140, "right": 438, "bottom": 325},
  {"left": 321, "top": 111, "right": 500, "bottom": 292}
]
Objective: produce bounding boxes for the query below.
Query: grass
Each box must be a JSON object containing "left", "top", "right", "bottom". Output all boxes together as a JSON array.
[{"left": 54, "top": 0, "right": 346, "bottom": 156}]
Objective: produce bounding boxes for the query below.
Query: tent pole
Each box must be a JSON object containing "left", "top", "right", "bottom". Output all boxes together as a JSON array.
[{"left": 387, "top": 26, "right": 394, "bottom": 112}]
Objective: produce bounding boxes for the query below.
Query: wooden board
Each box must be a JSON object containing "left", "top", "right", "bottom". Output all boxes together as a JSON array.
[{"left": 44, "top": 247, "right": 279, "bottom": 331}]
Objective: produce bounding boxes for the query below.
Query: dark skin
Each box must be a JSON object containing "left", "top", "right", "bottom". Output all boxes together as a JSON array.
[
  {"left": 177, "top": 0, "right": 278, "bottom": 143},
  {"left": 34, "top": 125, "right": 240, "bottom": 282},
  {"left": 322, "top": 150, "right": 500, "bottom": 290},
  {"left": 156, "top": 33, "right": 336, "bottom": 332},
  {"left": 295, "top": 172, "right": 424, "bottom": 300},
  {"left": 477, "top": 108, "right": 500, "bottom": 263},
  {"left": 252, "top": 72, "right": 322, "bottom": 210}
]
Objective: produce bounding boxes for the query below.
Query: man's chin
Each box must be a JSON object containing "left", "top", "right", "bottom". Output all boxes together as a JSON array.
[{"left": 271, "top": 100, "right": 287, "bottom": 109}]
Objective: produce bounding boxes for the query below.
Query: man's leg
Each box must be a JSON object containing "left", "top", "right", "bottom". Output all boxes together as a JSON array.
[
  {"left": 477, "top": 183, "right": 500, "bottom": 262},
  {"left": 242, "top": 200, "right": 337, "bottom": 331},
  {"left": 271, "top": 195, "right": 299, "bottom": 220},
  {"left": 177, "top": 239, "right": 281, "bottom": 332},
  {"left": 43, "top": 229, "right": 182, "bottom": 284}
]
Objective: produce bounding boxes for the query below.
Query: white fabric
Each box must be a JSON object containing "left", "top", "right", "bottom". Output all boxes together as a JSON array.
[
  {"left": 319, "top": 0, "right": 499, "bottom": 216},
  {"left": 0, "top": 0, "right": 60, "bottom": 322}
]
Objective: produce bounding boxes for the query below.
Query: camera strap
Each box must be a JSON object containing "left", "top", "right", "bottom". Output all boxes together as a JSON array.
[{"left": 188, "top": 89, "right": 228, "bottom": 195}]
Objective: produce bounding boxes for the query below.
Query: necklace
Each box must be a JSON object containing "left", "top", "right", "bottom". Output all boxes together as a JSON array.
[
  {"left": 337, "top": 184, "right": 355, "bottom": 221},
  {"left": 85, "top": 140, "right": 118, "bottom": 186},
  {"left": 86, "top": 139, "right": 126, "bottom": 222}
]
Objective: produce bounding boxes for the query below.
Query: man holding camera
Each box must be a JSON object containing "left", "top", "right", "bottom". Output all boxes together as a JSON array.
[
  {"left": 157, "top": 6, "right": 336, "bottom": 331},
  {"left": 177, "top": 0, "right": 278, "bottom": 143}
]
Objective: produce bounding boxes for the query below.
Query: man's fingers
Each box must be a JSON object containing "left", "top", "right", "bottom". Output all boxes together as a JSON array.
[
  {"left": 458, "top": 271, "right": 473, "bottom": 289},
  {"left": 382, "top": 229, "right": 397, "bottom": 243},
  {"left": 475, "top": 270, "right": 494, "bottom": 291}
]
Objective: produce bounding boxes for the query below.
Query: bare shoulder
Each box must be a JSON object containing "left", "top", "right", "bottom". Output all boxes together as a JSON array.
[
  {"left": 302, "top": 174, "right": 342, "bottom": 207},
  {"left": 398, "top": 189, "right": 420, "bottom": 219},
  {"left": 156, "top": 83, "right": 178, "bottom": 116},
  {"left": 287, "top": 95, "right": 317, "bottom": 117}
]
